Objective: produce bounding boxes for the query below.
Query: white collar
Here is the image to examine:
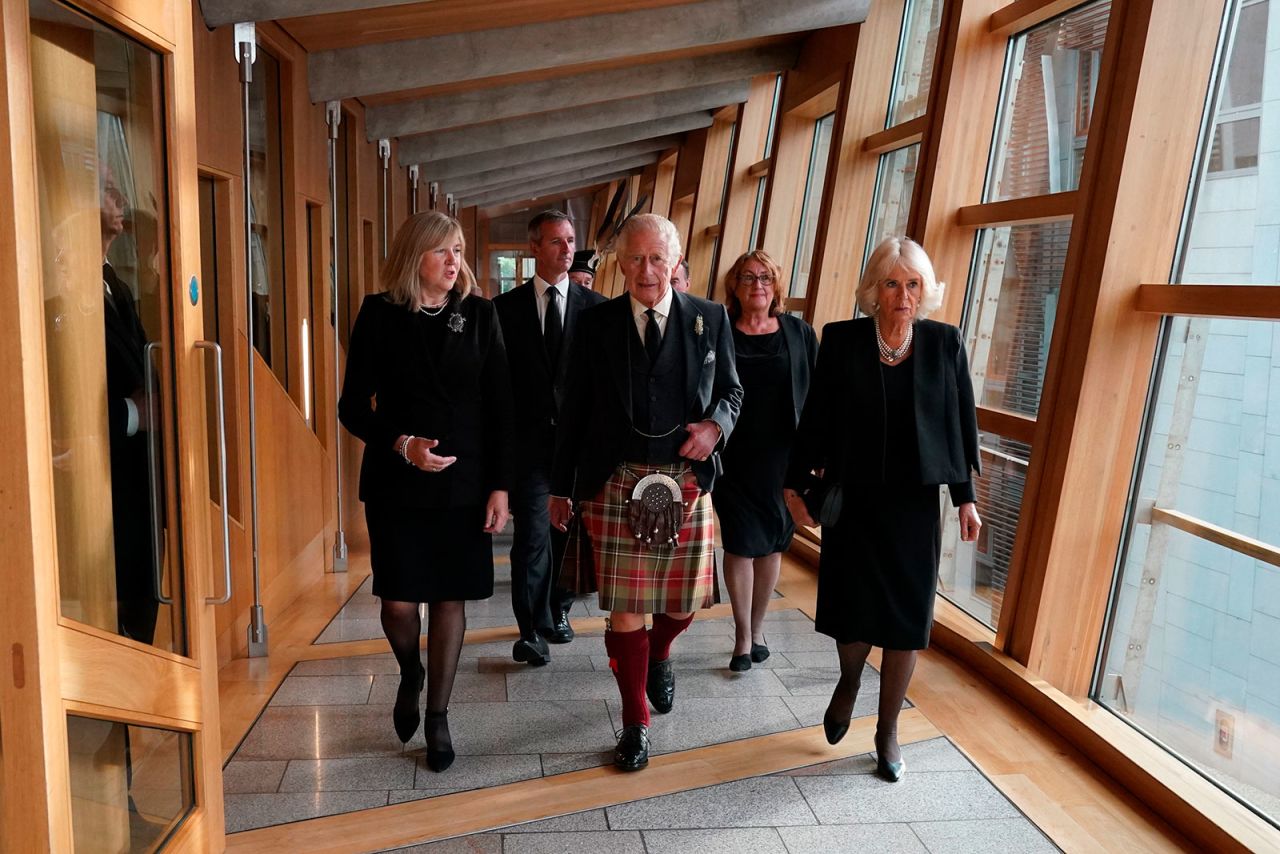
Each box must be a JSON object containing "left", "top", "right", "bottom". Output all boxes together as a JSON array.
[
  {"left": 533, "top": 274, "right": 568, "bottom": 299},
  {"left": 630, "top": 285, "right": 674, "bottom": 320}
]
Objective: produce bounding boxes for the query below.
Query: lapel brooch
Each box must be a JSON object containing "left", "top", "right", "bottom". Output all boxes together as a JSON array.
[
  {"left": 693, "top": 314, "right": 704, "bottom": 337},
  {"left": 447, "top": 311, "right": 465, "bottom": 333}
]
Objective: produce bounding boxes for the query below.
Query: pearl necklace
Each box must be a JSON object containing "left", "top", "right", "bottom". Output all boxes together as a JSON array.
[
  {"left": 874, "top": 314, "right": 913, "bottom": 363},
  {"left": 419, "top": 298, "right": 449, "bottom": 316}
]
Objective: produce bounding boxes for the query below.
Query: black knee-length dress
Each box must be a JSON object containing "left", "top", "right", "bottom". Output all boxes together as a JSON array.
[
  {"left": 713, "top": 327, "right": 796, "bottom": 557},
  {"left": 815, "top": 355, "right": 941, "bottom": 649}
]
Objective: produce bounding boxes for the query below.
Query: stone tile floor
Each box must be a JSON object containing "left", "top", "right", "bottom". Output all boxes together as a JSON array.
[
  {"left": 382, "top": 737, "right": 1060, "bottom": 854},
  {"left": 225, "top": 599, "right": 882, "bottom": 832}
]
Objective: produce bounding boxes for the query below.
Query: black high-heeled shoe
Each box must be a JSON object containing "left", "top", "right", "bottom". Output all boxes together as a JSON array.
[
  {"left": 874, "top": 731, "right": 904, "bottom": 781},
  {"left": 750, "top": 643, "right": 770, "bottom": 663},
  {"left": 393, "top": 665, "right": 425, "bottom": 744},
  {"left": 822, "top": 708, "right": 850, "bottom": 745},
  {"left": 423, "top": 709, "right": 455, "bottom": 772}
]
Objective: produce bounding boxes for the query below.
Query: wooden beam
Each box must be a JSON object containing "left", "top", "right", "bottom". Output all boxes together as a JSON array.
[
  {"left": 747, "top": 157, "right": 771, "bottom": 178},
  {"left": 977, "top": 406, "right": 1037, "bottom": 444},
  {"left": 1149, "top": 507, "right": 1280, "bottom": 570},
  {"left": 1134, "top": 284, "right": 1280, "bottom": 320},
  {"left": 955, "top": 190, "right": 1078, "bottom": 228},
  {"left": 989, "top": 0, "right": 1084, "bottom": 37},
  {"left": 862, "top": 114, "right": 928, "bottom": 154}
]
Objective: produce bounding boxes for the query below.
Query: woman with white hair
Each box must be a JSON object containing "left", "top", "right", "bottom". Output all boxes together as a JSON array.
[
  {"left": 340, "top": 211, "right": 513, "bottom": 771},
  {"left": 783, "top": 236, "right": 981, "bottom": 782}
]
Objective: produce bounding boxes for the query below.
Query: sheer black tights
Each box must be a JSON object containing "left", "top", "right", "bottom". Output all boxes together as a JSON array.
[
  {"left": 827, "top": 642, "right": 918, "bottom": 765},
  {"left": 380, "top": 599, "right": 467, "bottom": 752}
]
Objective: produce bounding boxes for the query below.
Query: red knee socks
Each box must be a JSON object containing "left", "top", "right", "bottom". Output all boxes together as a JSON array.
[
  {"left": 649, "top": 612, "right": 694, "bottom": 663},
  {"left": 605, "top": 627, "right": 650, "bottom": 728}
]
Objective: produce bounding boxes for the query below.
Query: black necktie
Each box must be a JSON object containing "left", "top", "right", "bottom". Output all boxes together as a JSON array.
[
  {"left": 644, "top": 308, "right": 662, "bottom": 362},
  {"left": 544, "top": 287, "right": 563, "bottom": 362}
]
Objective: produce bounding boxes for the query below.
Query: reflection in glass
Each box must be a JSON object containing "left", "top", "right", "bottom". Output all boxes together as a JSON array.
[
  {"left": 247, "top": 46, "right": 288, "bottom": 386},
  {"left": 864, "top": 144, "right": 920, "bottom": 271},
  {"left": 985, "top": 0, "right": 1111, "bottom": 201},
  {"left": 938, "top": 431, "right": 1029, "bottom": 629},
  {"left": 30, "top": 0, "right": 186, "bottom": 654},
  {"left": 789, "top": 113, "right": 836, "bottom": 299},
  {"left": 887, "top": 0, "right": 945, "bottom": 126},
  {"left": 1098, "top": 322, "right": 1280, "bottom": 823},
  {"left": 66, "top": 715, "right": 193, "bottom": 852},
  {"left": 964, "top": 222, "right": 1071, "bottom": 417}
]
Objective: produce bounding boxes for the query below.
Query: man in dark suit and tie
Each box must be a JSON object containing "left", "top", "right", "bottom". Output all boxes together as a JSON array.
[
  {"left": 494, "top": 210, "right": 607, "bottom": 666},
  {"left": 101, "top": 167, "right": 160, "bottom": 645},
  {"left": 549, "top": 213, "right": 741, "bottom": 771}
]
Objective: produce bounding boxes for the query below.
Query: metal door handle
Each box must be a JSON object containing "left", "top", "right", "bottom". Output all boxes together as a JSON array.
[
  {"left": 197, "top": 341, "right": 233, "bottom": 605},
  {"left": 143, "top": 342, "right": 173, "bottom": 605}
]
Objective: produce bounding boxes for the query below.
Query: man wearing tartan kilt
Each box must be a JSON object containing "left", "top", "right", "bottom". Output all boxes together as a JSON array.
[{"left": 550, "top": 214, "right": 742, "bottom": 771}]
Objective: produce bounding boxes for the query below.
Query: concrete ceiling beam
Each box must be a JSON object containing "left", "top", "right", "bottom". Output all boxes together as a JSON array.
[
  {"left": 441, "top": 137, "right": 680, "bottom": 197},
  {"left": 411, "top": 112, "right": 711, "bottom": 177},
  {"left": 199, "top": 0, "right": 420, "bottom": 27},
  {"left": 398, "top": 80, "right": 747, "bottom": 165},
  {"left": 461, "top": 166, "right": 648, "bottom": 210},
  {"left": 365, "top": 45, "right": 797, "bottom": 140},
  {"left": 458, "top": 155, "right": 659, "bottom": 209},
  {"left": 309, "top": 0, "right": 869, "bottom": 102}
]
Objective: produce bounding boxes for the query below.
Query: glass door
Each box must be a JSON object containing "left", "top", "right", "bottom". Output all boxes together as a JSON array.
[{"left": 19, "top": 0, "right": 225, "bottom": 849}]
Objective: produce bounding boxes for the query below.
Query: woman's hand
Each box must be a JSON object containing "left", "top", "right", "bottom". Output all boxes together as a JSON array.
[
  {"left": 783, "top": 488, "right": 816, "bottom": 528},
  {"left": 483, "top": 490, "right": 510, "bottom": 533},
  {"left": 958, "top": 502, "right": 982, "bottom": 542},
  {"left": 549, "top": 496, "right": 574, "bottom": 532},
  {"left": 397, "top": 435, "right": 458, "bottom": 473}
]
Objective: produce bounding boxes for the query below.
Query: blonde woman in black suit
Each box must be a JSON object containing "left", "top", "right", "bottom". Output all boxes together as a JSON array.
[{"left": 339, "top": 212, "right": 513, "bottom": 771}]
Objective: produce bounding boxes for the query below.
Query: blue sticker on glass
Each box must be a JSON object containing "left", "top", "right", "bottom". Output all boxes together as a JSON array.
[{"left": 189, "top": 275, "right": 199, "bottom": 306}]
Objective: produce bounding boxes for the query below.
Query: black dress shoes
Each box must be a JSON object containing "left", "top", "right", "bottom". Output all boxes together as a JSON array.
[
  {"left": 822, "top": 709, "right": 851, "bottom": 745},
  {"left": 876, "top": 755, "right": 905, "bottom": 782},
  {"left": 512, "top": 635, "right": 550, "bottom": 667},
  {"left": 423, "top": 709, "right": 455, "bottom": 773},
  {"left": 728, "top": 654, "right": 751, "bottom": 672},
  {"left": 393, "top": 664, "right": 425, "bottom": 744},
  {"left": 538, "top": 610, "right": 575, "bottom": 644},
  {"left": 613, "top": 724, "right": 650, "bottom": 772},
  {"left": 646, "top": 658, "right": 675, "bottom": 714},
  {"left": 750, "top": 643, "right": 770, "bottom": 663}
]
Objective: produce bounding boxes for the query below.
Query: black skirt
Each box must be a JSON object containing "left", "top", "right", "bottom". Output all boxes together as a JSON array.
[
  {"left": 814, "top": 483, "right": 942, "bottom": 650},
  {"left": 366, "top": 503, "right": 495, "bottom": 603}
]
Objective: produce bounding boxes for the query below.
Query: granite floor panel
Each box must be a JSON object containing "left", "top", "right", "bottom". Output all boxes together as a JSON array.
[
  {"left": 269, "top": 675, "right": 374, "bottom": 706},
  {"left": 501, "top": 830, "right": 646, "bottom": 853},
  {"left": 793, "top": 770, "right": 1023, "bottom": 825},
  {"left": 777, "top": 824, "right": 930, "bottom": 853},
  {"left": 368, "top": 671, "right": 508, "bottom": 704},
  {"left": 223, "top": 791, "right": 390, "bottom": 834},
  {"left": 640, "top": 827, "right": 790, "bottom": 853},
  {"left": 498, "top": 809, "right": 610, "bottom": 833},
  {"left": 412, "top": 753, "right": 544, "bottom": 790},
  {"left": 220, "top": 760, "right": 288, "bottom": 794},
  {"left": 908, "top": 817, "right": 1060, "bottom": 853},
  {"left": 278, "top": 756, "right": 417, "bottom": 792},
  {"left": 604, "top": 777, "right": 818, "bottom": 829},
  {"left": 537, "top": 752, "right": 612, "bottom": 775},
  {"left": 605, "top": 696, "right": 803, "bottom": 753}
]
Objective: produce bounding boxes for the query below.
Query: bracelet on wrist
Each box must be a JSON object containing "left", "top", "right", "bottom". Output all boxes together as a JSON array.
[{"left": 398, "top": 435, "right": 415, "bottom": 465}]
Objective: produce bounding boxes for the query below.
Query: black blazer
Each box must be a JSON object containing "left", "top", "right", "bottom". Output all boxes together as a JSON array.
[
  {"left": 339, "top": 293, "right": 513, "bottom": 509},
  {"left": 786, "top": 317, "right": 980, "bottom": 504},
  {"left": 552, "top": 290, "right": 743, "bottom": 501},
  {"left": 492, "top": 278, "right": 606, "bottom": 465},
  {"left": 775, "top": 313, "right": 820, "bottom": 427}
]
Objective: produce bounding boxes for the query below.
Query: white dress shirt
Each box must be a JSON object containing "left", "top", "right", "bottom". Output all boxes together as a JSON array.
[
  {"left": 629, "top": 286, "right": 674, "bottom": 343},
  {"left": 532, "top": 274, "right": 568, "bottom": 332}
]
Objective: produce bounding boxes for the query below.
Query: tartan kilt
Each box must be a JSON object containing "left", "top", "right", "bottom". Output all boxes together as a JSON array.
[{"left": 581, "top": 462, "right": 716, "bottom": 614}]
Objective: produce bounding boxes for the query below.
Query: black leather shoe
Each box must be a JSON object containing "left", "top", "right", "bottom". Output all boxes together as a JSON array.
[
  {"left": 538, "top": 610, "right": 575, "bottom": 644},
  {"left": 750, "top": 643, "right": 770, "bottom": 663},
  {"left": 646, "top": 658, "right": 675, "bottom": 714},
  {"left": 613, "top": 724, "right": 650, "bottom": 772},
  {"left": 513, "top": 636, "right": 550, "bottom": 666},
  {"left": 876, "top": 755, "right": 905, "bottom": 782},
  {"left": 729, "top": 654, "right": 751, "bottom": 672},
  {"left": 393, "top": 664, "right": 425, "bottom": 744},
  {"left": 822, "top": 709, "right": 850, "bottom": 746},
  {"left": 424, "top": 709, "right": 455, "bottom": 773}
]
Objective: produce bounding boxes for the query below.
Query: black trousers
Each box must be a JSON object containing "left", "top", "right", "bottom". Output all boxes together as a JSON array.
[{"left": 509, "top": 464, "right": 574, "bottom": 638}]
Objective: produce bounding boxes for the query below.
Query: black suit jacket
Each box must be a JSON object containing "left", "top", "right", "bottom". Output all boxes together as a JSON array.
[
  {"left": 786, "top": 317, "right": 980, "bottom": 504},
  {"left": 339, "top": 293, "right": 513, "bottom": 509},
  {"left": 552, "top": 290, "right": 743, "bottom": 501},
  {"left": 492, "top": 278, "right": 606, "bottom": 467}
]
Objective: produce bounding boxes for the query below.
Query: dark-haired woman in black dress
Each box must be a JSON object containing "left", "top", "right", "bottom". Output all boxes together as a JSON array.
[
  {"left": 340, "top": 211, "right": 512, "bottom": 772},
  {"left": 713, "top": 250, "right": 817, "bottom": 672},
  {"left": 784, "top": 237, "right": 981, "bottom": 782}
]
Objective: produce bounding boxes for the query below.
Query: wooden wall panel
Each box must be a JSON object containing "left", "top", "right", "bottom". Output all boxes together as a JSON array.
[
  {"left": 714, "top": 74, "right": 779, "bottom": 299},
  {"left": 685, "top": 116, "right": 735, "bottom": 296}
]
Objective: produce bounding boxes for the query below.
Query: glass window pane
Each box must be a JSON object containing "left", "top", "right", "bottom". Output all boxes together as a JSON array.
[
  {"left": 30, "top": 0, "right": 187, "bottom": 653},
  {"left": 1097, "top": 318, "right": 1280, "bottom": 824},
  {"left": 248, "top": 46, "right": 288, "bottom": 387},
  {"left": 748, "top": 175, "right": 767, "bottom": 249},
  {"left": 887, "top": 0, "right": 945, "bottom": 126},
  {"left": 864, "top": 143, "right": 920, "bottom": 269},
  {"left": 763, "top": 74, "right": 783, "bottom": 160},
  {"left": 964, "top": 221, "right": 1071, "bottom": 417},
  {"left": 938, "top": 431, "right": 1030, "bottom": 629},
  {"left": 66, "top": 715, "right": 194, "bottom": 852},
  {"left": 1181, "top": 1, "right": 1275, "bottom": 282},
  {"left": 985, "top": 0, "right": 1111, "bottom": 201},
  {"left": 789, "top": 113, "right": 836, "bottom": 299}
]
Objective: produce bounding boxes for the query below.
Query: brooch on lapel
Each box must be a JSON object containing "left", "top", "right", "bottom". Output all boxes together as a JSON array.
[
  {"left": 447, "top": 312, "right": 465, "bottom": 333},
  {"left": 694, "top": 315, "right": 704, "bottom": 336}
]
